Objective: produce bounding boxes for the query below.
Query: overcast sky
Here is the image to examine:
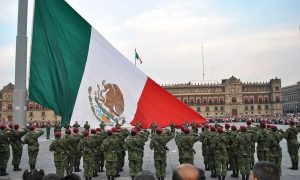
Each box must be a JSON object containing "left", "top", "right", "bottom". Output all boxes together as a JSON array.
[{"left": 0, "top": 0, "right": 299, "bottom": 89}]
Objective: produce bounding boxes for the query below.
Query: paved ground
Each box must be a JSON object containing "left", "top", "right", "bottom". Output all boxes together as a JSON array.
[{"left": 1, "top": 123, "right": 300, "bottom": 180}]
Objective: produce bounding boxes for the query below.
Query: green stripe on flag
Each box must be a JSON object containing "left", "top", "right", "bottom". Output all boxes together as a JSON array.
[{"left": 29, "top": 0, "right": 91, "bottom": 126}]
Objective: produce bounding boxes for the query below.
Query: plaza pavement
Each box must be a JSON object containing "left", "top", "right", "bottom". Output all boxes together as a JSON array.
[{"left": 0, "top": 123, "right": 300, "bottom": 180}]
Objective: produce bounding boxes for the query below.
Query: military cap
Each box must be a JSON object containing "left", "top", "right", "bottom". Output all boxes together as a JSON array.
[
  {"left": 231, "top": 125, "right": 237, "bottom": 131},
  {"left": 266, "top": 124, "right": 272, "bottom": 129},
  {"left": 91, "top": 129, "right": 96, "bottom": 134},
  {"left": 135, "top": 126, "right": 141, "bottom": 132},
  {"left": 225, "top": 124, "right": 230, "bottom": 129},
  {"left": 14, "top": 124, "right": 20, "bottom": 130},
  {"left": 0, "top": 124, "right": 7, "bottom": 130},
  {"left": 184, "top": 128, "right": 190, "bottom": 134},
  {"left": 29, "top": 125, "right": 35, "bottom": 131},
  {"left": 240, "top": 126, "right": 247, "bottom": 132},
  {"left": 180, "top": 126, "right": 186, "bottom": 131},
  {"left": 107, "top": 130, "right": 113, "bottom": 136},
  {"left": 210, "top": 126, "right": 216, "bottom": 132},
  {"left": 260, "top": 122, "right": 266, "bottom": 128},
  {"left": 217, "top": 127, "right": 223, "bottom": 133},
  {"left": 65, "top": 129, "right": 71, "bottom": 134},
  {"left": 73, "top": 127, "right": 79, "bottom": 133},
  {"left": 9, "top": 124, "right": 13, "bottom": 129},
  {"left": 271, "top": 125, "right": 277, "bottom": 131},
  {"left": 96, "top": 128, "right": 101, "bottom": 132},
  {"left": 204, "top": 124, "right": 209, "bottom": 128},
  {"left": 246, "top": 120, "right": 252, "bottom": 125},
  {"left": 55, "top": 132, "right": 62, "bottom": 138},
  {"left": 111, "top": 127, "right": 117, "bottom": 132},
  {"left": 131, "top": 129, "right": 137, "bottom": 136},
  {"left": 156, "top": 127, "right": 163, "bottom": 135},
  {"left": 83, "top": 131, "right": 89, "bottom": 137},
  {"left": 116, "top": 124, "right": 121, "bottom": 129},
  {"left": 289, "top": 120, "right": 295, "bottom": 126}
]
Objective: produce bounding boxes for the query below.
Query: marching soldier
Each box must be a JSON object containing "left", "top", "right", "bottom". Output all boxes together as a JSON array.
[
  {"left": 150, "top": 122, "right": 157, "bottom": 136},
  {"left": 199, "top": 125, "right": 210, "bottom": 170},
  {"left": 45, "top": 122, "right": 51, "bottom": 139},
  {"left": 285, "top": 120, "right": 300, "bottom": 170},
  {"left": 54, "top": 122, "right": 61, "bottom": 133},
  {"left": 230, "top": 125, "right": 239, "bottom": 178},
  {"left": 268, "top": 125, "right": 285, "bottom": 173},
  {"left": 256, "top": 122, "right": 270, "bottom": 161},
  {"left": 0, "top": 125, "right": 11, "bottom": 176},
  {"left": 10, "top": 124, "right": 28, "bottom": 171},
  {"left": 72, "top": 121, "right": 80, "bottom": 128},
  {"left": 49, "top": 132, "right": 68, "bottom": 177},
  {"left": 84, "top": 121, "right": 90, "bottom": 131},
  {"left": 24, "top": 125, "right": 44, "bottom": 169},
  {"left": 170, "top": 122, "right": 175, "bottom": 133},
  {"left": 208, "top": 126, "right": 217, "bottom": 178},
  {"left": 100, "top": 121, "right": 106, "bottom": 131},
  {"left": 64, "top": 129, "right": 76, "bottom": 174},
  {"left": 80, "top": 131, "right": 96, "bottom": 180},
  {"left": 246, "top": 120, "right": 257, "bottom": 168},
  {"left": 73, "top": 127, "right": 83, "bottom": 172},
  {"left": 150, "top": 127, "right": 174, "bottom": 180}
]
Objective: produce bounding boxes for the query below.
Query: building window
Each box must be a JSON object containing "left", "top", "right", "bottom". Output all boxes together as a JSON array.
[
  {"left": 208, "top": 98, "right": 212, "bottom": 104},
  {"left": 183, "top": 99, "right": 188, "bottom": 104},
  {"left": 7, "top": 104, "right": 12, "bottom": 110},
  {"left": 206, "top": 106, "right": 210, "bottom": 112},
  {"left": 29, "top": 112, "right": 33, "bottom": 117},
  {"left": 276, "top": 96, "right": 280, "bottom": 102},
  {"left": 265, "top": 105, "right": 269, "bottom": 110},
  {"left": 258, "top": 97, "right": 263, "bottom": 103},
  {"left": 196, "top": 99, "right": 201, "bottom": 105},
  {"left": 220, "top": 106, "right": 224, "bottom": 111},
  {"left": 244, "top": 97, "right": 249, "bottom": 103},
  {"left": 275, "top": 86, "right": 279, "bottom": 91},
  {"left": 219, "top": 98, "right": 224, "bottom": 103},
  {"left": 250, "top": 97, "right": 254, "bottom": 103},
  {"left": 203, "top": 98, "right": 207, "bottom": 104},
  {"left": 258, "top": 105, "right": 261, "bottom": 110},
  {"left": 41, "top": 112, "right": 45, "bottom": 117},
  {"left": 190, "top": 99, "right": 194, "bottom": 105},
  {"left": 215, "top": 106, "right": 218, "bottom": 111},
  {"left": 264, "top": 97, "right": 269, "bottom": 103},
  {"left": 197, "top": 107, "right": 201, "bottom": 112},
  {"left": 214, "top": 98, "right": 218, "bottom": 103},
  {"left": 251, "top": 106, "right": 254, "bottom": 110},
  {"left": 245, "top": 106, "right": 248, "bottom": 110},
  {"left": 232, "top": 97, "right": 237, "bottom": 103}
]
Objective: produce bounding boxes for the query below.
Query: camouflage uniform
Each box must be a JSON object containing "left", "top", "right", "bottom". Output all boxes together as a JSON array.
[
  {"left": 45, "top": 123, "right": 51, "bottom": 139},
  {"left": 101, "top": 131, "right": 119, "bottom": 179},
  {"left": 150, "top": 122, "right": 157, "bottom": 136},
  {"left": 95, "top": 130, "right": 107, "bottom": 172},
  {"left": 170, "top": 122, "right": 175, "bottom": 133},
  {"left": 80, "top": 134, "right": 96, "bottom": 179},
  {"left": 84, "top": 122, "right": 90, "bottom": 131},
  {"left": 211, "top": 131, "right": 228, "bottom": 179},
  {"left": 176, "top": 129, "right": 199, "bottom": 164},
  {"left": 268, "top": 127, "right": 285, "bottom": 173},
  {"left": 0, "top": 127, "right": 11, "bottom": 176},
  {"left": 72, "top": 122, "right": 80, "bottom": 129},
  {"left": 24, "top": 129, "right": 44, "bottom": 169},
  {"left": 64, "top": 134, "right": 77, "bottom": 174},
  {"left": 73, "top": 132, "right": 83, "bottom": 172},
  {"left": 49, "top": 135, "right": 69, "bottom": 177},
  {"left": 199, "top": 126, "right": 210, "bottom": 170},
  {"left": 118, "top": 128, "right": 130, "bottom": 172},
  {"left": 285, "top": 124, "right": 300, "bottom": 170},
  {"left": 10, "top": 128, "right": 28, "bottom": 170},
  {"left": 175, "top": 130, "right": 184, "bottom": 164},
  {"left": 246, "top": 125, "right": 258, "bottom": 168},
  {"left": 208, "top": 128, "right": 217, "bottom": 177},
  {"left": 137, "top": 129, "right": 150, "bottom": 170},
  {"left": 54, "top": 123, "right": 61, "bottom": 133},
  {"left": 150, "top": 128, "right": 173, "bottom": 179},
  {"left": 256, "top": 126, "right": 270, "bottom": 161},
  {"left": 230, "top": 128, "right": 239, "bottom": 177}
]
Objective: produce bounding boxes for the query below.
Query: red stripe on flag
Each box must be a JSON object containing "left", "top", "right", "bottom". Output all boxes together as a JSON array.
[{"left": 131, "top": 78, "right": 206, "bottom": 128}]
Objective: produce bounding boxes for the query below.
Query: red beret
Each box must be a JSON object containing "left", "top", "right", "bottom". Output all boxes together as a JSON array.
[
  {"left": 184, "top": 128, "right": 190, "bottom": 134},
  {"left": 210, "top": 126, "right": 216, "bottom": 132},
  {"left": 156, "top": 127, "right": 163, "bottom": 134},
  {"left": 231, "top": 125, "right": 237, "bottom": 131},
  {"left": 217, "top": 127, "right": 223, "bottom": 133},
  {"left": 107, "top": 130, "right": 113, "bottom": 136},
  {"left": 131, "top": 129, "right": 137, "bottom": 136},
  {"left": 135, "top": 126, "right": 141, "bottom": 132},
  {"left": 83, "top": 131, "right": 89, "bottom": 137},
  {"left": 91, "top": 129, "right": 96, "bottom": 134},
  {"left": 260, "top": 122, "right": 266, "bottom": 128},
  {"left": 225, "top": 124, "right": 230, "bottom": 129},
  {"left": 55, "top": 132, "right": 62, "bottom": 138},
  {"left": 271, "top": 125, "right": 277, "bottom": 131},
  {"left": 111, "top": 127, "right": 117, "bottom": 132},
  {"left": 14, "top": 124, "right": 20, "bottom": 130},
  {"left": 73, "top": 128, "right": 79, "bottom": 133},
  {"left": 65, "top": 129, "right": 71, "bottom": 134},
  {"left": 181, "top": 126, "right": 186, "bottom": 131},
  {"left": 289, "top": 120, "right": 295, "bottom": 126},
  {"left": 29, "top": 126, "right": 35, "bottom": 131},
  {"left": 246, "top": 120, "right": 252, "bottom": 125},
  {"left": 267, "top": 124, "right": 272, "bottom": 129},
  {"left": 0, "top": 124, "right": 6, "bottom": 130},
  {"left": 115, "top": 124, "right": 121, "bottom": 129},
  {"left": 96, "top": 128, "right": 101, "bottom": 132},
  {"left": 240, "top": 126, "right": 247, "bottom": 132}
]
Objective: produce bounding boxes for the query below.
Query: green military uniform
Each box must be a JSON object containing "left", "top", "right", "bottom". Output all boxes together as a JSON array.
[
  {"left": 10, "top": 127, "right": 28, "bottom": 171},
  {"left": 125, "top": 130, "right": 145, "bottom": 180},
  {"left": 73, "top": 131, "right": 83, "bottom": 172},
  {"left": 176, "top": 129, "right": 199, "bottom": 164},
  {"left": 191, "top": 121, "right": 198, "bottom": 133},
  {"left": 80, "top": 133, "right": 96, "bottom": 180},
  {"left": 24, "top": 129, "right": 44, "bottom": 169},
  {"left": 101, "top": 130, "right": 119, "bottom": 180},
  {"left": 64, "top": 133, "right": 77, "bottom": 174},
  {"left": 211, "top": 128, "right": 228, "bottom": 180},
  {"left": 54, "top": 123, "right": 61, "bottom": 133},
  {"left": 246, "top": 124, "right": 258, "bottom": 168},
  {"left": 199, "top": 126, "right": 210, "bottom": 170},
  {"left": 49, "top": 133, "right": 69, "bottom": 177},
  {"left": 45, "top": 123, "right": 51, "bottom": 139},
  {"left": 150, "top": 122, "right": 157, "bottom": 136},
  {"left": 0, "top": 126, "right": 11, "bottom": 176},
  {"left": 285, "top": 122, "right": 300, "bottom": 170},
  {"left": 256, "top": 124, "right": 270, "bottom": 161},
  {"left": 118, "top": 128, "right": 130, "bottom": 172},
  {"left": 268, "top": 126, "right": 285, "bottom": 173},
  {"left": 94, "top": 129, "right": 107, "bottom": 173},
  {"left": 170, "top": 122, "right": 175, "bottom": 133},
  {"left": 208, "top": 127, "right": 217, "bottom": 177},
  {"left": 233, "top": 127, "right": 251, "bottom": 180},
  {"left": 137, "top": 129, "right": 150, "bottom": 171},
  {"left": 229, "top": 126, "right": 239, "bottom": 177},
  {"left": 84, "top": 122, "right": 90, "bottom": 131},
  {"left": 72, "top": 122, "right": 80, "bottom": 129},
  {"left": 150, "top": 128, "right": 173, "bottom": 180}
]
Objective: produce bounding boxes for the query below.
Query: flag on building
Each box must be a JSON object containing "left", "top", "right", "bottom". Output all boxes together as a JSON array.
[
  {"left": 135, "top": 49, "right": 142, "bottom": 64},
  {"left": 29, "top": 0, "right": 206, "bottom": 128}
]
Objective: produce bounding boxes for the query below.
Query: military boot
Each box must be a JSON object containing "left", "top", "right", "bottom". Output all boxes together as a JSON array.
[
  {"left": 93, "top": 171, "right": 99, "bottom": 177},
  {"left": 235, "top": 170, "right": 239, "bottom": 177},
  {"left": 107, "top": 176, "right": 110, "bottom": 180},
  {"left": 231, "top": 170, "right": 235, "bottom": 177},
  {"left": 218, "top": 176, "right": 222, "bottom": 180},
  {"left": 241, "top": 175, "right": 245, "bottom": 180},
  {"left": 100, "top": 166, "right": 105, "bottom": 172},
  {"left": 13, "top": 165, "right": 22, "bottom": 171},
  {"left": 30, "top": 165, "right": 35, "bottom": 169},
  {"left": 0, "top": 168, "right": 9, "bottom": 176},
  {"left": 245, "top": 175, "right": 249, "bottom": 180},
  {"left": 131, "top": 176, "right": 135, "bottom": 180},
  {"left": 222, "top": 176, "right": 225, "bottom": 180},
  {"left": 294, "top": 162, "right": 299, "bottom": 170}
]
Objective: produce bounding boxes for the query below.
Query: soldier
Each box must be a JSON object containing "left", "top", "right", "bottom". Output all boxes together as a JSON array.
[
  {"left": 64, "top": 129, "right": 76, "bottom": 174},
  {"left": 256, "top": 122, "right": 270, "bottom": 161},
  {"left": 285, "top": 120, "right": 300, "bottom": 170},
  {"left": 84, "top": 121, "right": 90, "bottom": 131},
  {"left": 80, "top": 131, "right": 96, "bottom": 180},
  {"left": 224, "top": 124, "right": 232, "bottom": 170},
  {"left": 234, "top": 126, "right": 251, "bottom": 180},
  {"left": 101, "top": 130, "right": 119, "bottom": 180},
  {"left": 72, "top": 121, "right": 80, "bottom": 129},
  {"left": 199, "top": 124, "right": 210, "bottom": 170},
  {"left": 117, "top": 125, "right": 129, "bottom": 172},
  {"left": 54, "top": 122, "right": 61, "bottom": 133},
  {"left": 45, "top": 122, "right": 51, "bottom": 139},
  {"left": 246, "top": 120, "right": 257, "bottom": 169},
  {"left": 73, "top": 127, "right": 83, "bottom": 172},
  {"left": 170, "top": 122, "right": 175, "bottom": 133},
  {"left": 125, "top": 129, "right": 144, "bottom": 180},
  {"left": 175, "top": 126, "right": 186, "bottom": 164},
  {"left": 212, "top": 127, "right": 228, "bottom": 180},
  {"left": 136, "top": 128, "right": 150, "bottom": 171},
  {"left": 88, "top": 129, "right": 99, "bottom": 177},
  {"left": 49, "top": 132, "right": 68, "bottom": 177},
  {"left": 230, "top": 125, "right": 239, "bottom": 178},
  {"left": 0, "top": 125, "right": 11, "bottom": 176},
  {"left": 95, "top": 128, "right": 107, "bottom": 172},
  {"left": 150, "top": 122, "right": 157, "bottom": 136},
  {"left": 136, "top": 121, "right": 142, "bottom": 128},
  {"left": 268, "top": 125, "right": 285, "bottom": 173},
  {"left": 64, "top": 123, "right": 71, "bottom": 130},
  {"left": 191, "top": 121, "right": 198, "bottom": 133},
  {"left": 208, "top": 126, "right": 217, "bottom": 178},
  {"left": 10, "top": 124, "right": 28, "bottom": 171},
  {"left": 176, "top": 127, "right": 199, "bottom": 164},
  {"left": 150, "top": 127, "right": 174, "bottom": 180},
  {"left": 23, "top": 125, "right": 44, "bottom": 169}
]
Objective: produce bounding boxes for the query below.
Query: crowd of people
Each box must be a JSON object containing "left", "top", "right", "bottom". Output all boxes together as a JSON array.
[{"left": 0, "top": 116, "right": 299, "bottom": 180}]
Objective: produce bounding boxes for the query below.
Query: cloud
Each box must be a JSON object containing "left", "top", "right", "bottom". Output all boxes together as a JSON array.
[{"left": 0, "top": 45, "right": 15, "bottom": 86}]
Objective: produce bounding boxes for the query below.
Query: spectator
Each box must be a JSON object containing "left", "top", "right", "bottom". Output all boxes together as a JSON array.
[
  {"left": 135, "top": 170, "right": 156, "bottom": 180},
  {"left": 172, "top": 164, "right": 205, "bottom": 180},
  {"left": 23, "top": 169, "right": 45, "bottom": 180},
  {"left": 251, "top": 161, "right": 280, "bottom": 180}
]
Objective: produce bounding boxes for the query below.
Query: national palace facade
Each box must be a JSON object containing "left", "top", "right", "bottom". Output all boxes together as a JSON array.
[{"left": 163, "top": 76, "right": 283, "bottom": 117}]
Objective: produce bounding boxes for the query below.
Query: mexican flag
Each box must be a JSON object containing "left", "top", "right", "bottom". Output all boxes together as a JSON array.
[{"left": 29, "top": 0, "right": 206, "bottom": 128}]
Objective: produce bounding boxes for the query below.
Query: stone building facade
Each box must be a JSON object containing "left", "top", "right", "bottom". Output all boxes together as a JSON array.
[
  {"left": 163, "top": 76, "right": 282, "bottom": 117},
  {"left": 0, "top": 83, "right": 60, "bottom": 123},
  {"left": 282, "top": 81, "right": 300, "bottom": 114}
]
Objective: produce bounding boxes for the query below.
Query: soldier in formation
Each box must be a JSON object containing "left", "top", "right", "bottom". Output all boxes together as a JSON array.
[
  {"left": 285, "top": 120, "right": 300, "bottom": 170},
  {"left": 45, "top": 122, "right": 51, "bottom": 139},
  {"left": 0, "top": 125, "right": 11, "bottom": 176}
]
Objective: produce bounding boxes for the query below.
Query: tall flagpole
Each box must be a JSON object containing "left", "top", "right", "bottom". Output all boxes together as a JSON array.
[{"left": 13, "top": 0, "right": 28, "bottom": 127}]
